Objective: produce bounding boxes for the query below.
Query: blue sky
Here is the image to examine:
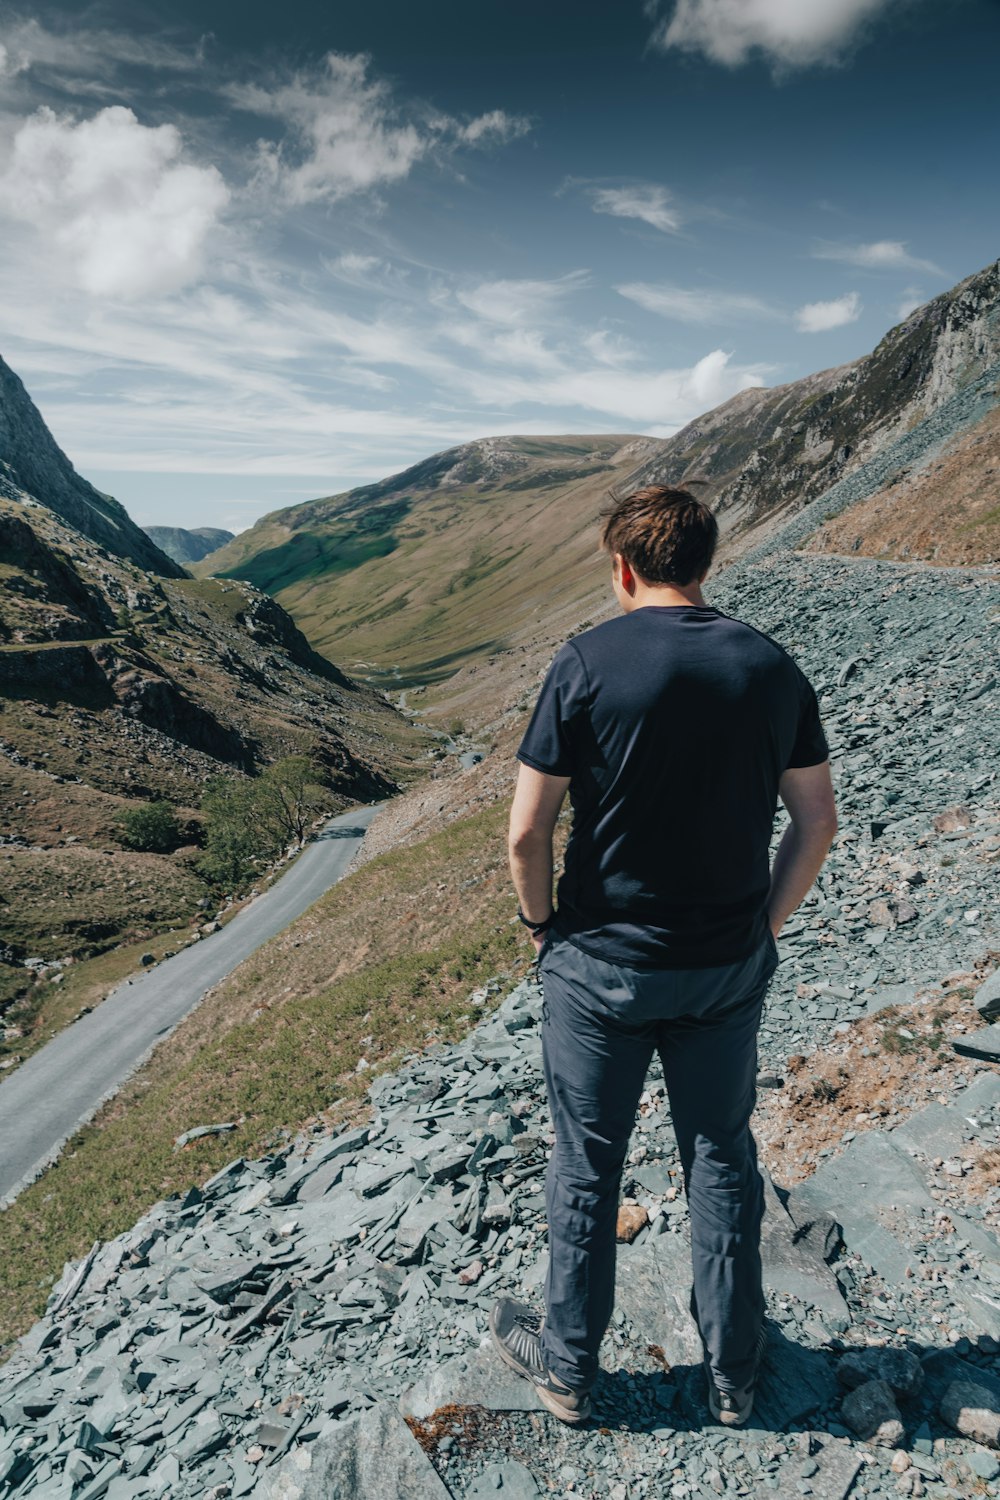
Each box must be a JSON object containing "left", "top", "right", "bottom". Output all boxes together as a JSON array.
[{"left": 0, "top": 1, "right": 998, "bottom": 532}]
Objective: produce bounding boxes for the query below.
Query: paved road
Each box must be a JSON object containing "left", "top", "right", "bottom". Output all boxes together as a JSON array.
[{"left": 0, "top": 803, "right": 381, "bottom": 1207}]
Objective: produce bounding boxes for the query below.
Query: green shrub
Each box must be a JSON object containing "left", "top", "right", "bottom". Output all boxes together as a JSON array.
[
  {"left": 117, "top": 800, "right": 181, "bottom": 853},
  {"left": 196, "top": 757, "right": 327, "bottom": 886}
]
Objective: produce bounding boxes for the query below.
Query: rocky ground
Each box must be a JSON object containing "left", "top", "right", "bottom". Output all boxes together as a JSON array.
[
  {"left": 1, "top": 543, "right": 998, "bottom": 1499},
  {"left": 0, "top": 968, "right": 997, "bottom": 1500}
]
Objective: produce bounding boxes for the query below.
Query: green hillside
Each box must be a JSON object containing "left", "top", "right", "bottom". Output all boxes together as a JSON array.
[{"left": 195, "top": 435, "right": 661, "bottom": 686}]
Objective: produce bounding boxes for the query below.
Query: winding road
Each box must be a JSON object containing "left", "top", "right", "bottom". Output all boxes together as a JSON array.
[{"left": 0, "top": 803, "right": 381, "bottom": 1207}]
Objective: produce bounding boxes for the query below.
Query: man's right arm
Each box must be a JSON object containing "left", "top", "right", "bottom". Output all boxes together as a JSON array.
[{"left": 768, "top": 761, "right": 838, "bottom": 937}]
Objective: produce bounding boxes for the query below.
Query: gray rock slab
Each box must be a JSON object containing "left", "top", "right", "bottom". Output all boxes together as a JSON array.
[
  {"left": 759, "top": 1171, "right": 846, "bottom": 1321},
  {"left": 400, "top": 1344, "right": 542, "bottom": 1420},
  {"left": 468, "top": 1460, "right": 542, "bottom": 1498},
  {"left": 892, "top": 1102, "right": 977, "bottom": 1163},
  {"left": 952, "top": 1025, "right": 1000, "bottom": 1062},
  {"left": 614, "top": 1234, "right": 704, "bottom": 1368},
  {"left": 790, "top": 1130, "right": 934, "bottom": 1280},
  {"left": 954, "top": 1070, "right": 1000, "bottom": 1115},
  {"left": 754, "top": 1329, "right": 840, "bottom": 1430},
  {"left": 940, "top": 1379, "right": 1000, "bottom": 1447},
  {"left": 803, "top": 1436, "right": 863, "bottom": 1500},
  {"left": 265, "top": 1401, "right": 451, "bottom": 1500},
  {"left": 975, "top": 969, "right": 1000, "bottom": 1022}
]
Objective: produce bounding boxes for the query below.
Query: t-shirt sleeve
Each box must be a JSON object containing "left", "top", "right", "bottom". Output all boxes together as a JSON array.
[
  {"left": 785, "top": 668, "right": 830, "bottom": 769},
  {"left": 516, "top": 642, "right": 587, "bottom": 776}
]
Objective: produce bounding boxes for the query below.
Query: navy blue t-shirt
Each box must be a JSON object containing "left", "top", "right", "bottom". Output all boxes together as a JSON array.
[{"left": 517, "top": 604, "right": 829, "bottom": 968}]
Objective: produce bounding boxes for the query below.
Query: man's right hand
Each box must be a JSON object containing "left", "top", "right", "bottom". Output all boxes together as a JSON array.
[{"left": 768, "top": 761, "right": 838, "bottom": 935}]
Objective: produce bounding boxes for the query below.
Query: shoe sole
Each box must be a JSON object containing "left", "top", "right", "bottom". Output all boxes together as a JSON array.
[
  {"left": 488, "top": 1313, "right": 591, "bottom": 1426},
  {"left": 707, "top": 1389, "right": 752, "bottom": 1427},
  {"left": 704, "top": 1327, "right": 766, "bottom": 1427}
]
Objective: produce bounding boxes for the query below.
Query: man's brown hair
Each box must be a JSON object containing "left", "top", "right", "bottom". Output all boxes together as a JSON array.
[{"left": 600, "top": 484, "right": 718, "bottom": 586}]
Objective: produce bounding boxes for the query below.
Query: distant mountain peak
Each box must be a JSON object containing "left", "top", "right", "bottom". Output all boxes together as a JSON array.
[{"left": 144, "top": 526, "right": 236, "bottom": 567}]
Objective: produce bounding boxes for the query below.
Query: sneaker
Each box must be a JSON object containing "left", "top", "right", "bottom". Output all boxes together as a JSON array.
[
  {"left": 488, "top": 1297, "right": 591, "bottom": 1425},
  {"left": 704, "top": 1326, "right": 767, "bottom": 1428}
]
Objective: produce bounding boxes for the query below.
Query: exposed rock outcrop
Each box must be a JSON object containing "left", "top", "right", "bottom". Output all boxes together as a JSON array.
[{"left": 0, "top": 354, "right": 185, "bottom": 577}]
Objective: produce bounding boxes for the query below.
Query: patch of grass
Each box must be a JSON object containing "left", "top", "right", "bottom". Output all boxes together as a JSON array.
[
  {"left": 0, "top": 799, "right": 529, "bottom": 1356},
  {"left": 219, "top": 514, "right": 407, "bottom": 595},
  {"left": 959, "top": 504, "right": 1000, "bottom": 530},
  {"left": 878, "top": 1014, "right": 950, "bottom": 1056}
]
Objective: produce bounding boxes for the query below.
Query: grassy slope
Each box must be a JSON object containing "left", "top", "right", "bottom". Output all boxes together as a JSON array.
[
  {"left": 0, "top": 799, "right": 541, "bottom": 1356},
  {"left": 194, "top": 436, "right": 656, "bottom": 686}
]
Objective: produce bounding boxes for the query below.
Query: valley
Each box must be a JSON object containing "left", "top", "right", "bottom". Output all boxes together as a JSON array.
[{"left": 0, "top": 259, "right": 998, "bottom": 1498}]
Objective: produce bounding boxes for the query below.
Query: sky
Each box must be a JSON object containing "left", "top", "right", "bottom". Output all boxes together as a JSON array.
[{"left": 0, "top": 1, "right": 998, "bottom": 533}]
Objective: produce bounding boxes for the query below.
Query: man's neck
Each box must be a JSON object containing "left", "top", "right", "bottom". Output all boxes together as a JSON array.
[{"left": 626, "top": 578, "right": 708, "bottom": 611}]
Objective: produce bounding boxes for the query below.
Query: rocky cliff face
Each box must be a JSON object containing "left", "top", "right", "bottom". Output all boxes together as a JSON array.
[
  {"left": 143, "top": 526, "right": 235, "bottom": 566},
  {"left": 627, "top": 258, "right": 1000, "bottom": 540},
  {"left": 0, "top": 355, "right": 186, "bottom": 578}
]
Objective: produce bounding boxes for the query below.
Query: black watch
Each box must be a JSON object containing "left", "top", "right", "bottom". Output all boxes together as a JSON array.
[{"left": 517, "top": 908, "right": 554, "bottom": 936}]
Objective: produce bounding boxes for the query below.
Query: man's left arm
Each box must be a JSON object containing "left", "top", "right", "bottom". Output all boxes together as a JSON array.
[{"left": 508, "top": 763, "right": 571, "bottom": 953}]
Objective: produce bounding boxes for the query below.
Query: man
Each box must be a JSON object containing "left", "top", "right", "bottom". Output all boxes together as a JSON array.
[{"left": 489, "top": 485, "right": 837, "bottom": 1429}]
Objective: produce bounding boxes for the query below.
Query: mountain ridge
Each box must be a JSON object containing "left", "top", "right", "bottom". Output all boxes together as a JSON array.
[
  {"left": 193, "top": 259, "right": 1000, "bottom": 694},
  {"left": 0, "top": 358, "right": 423, "bottom": 1062},
  {"left": 0, "top": 355, "right": 185, "bottom": 578}
]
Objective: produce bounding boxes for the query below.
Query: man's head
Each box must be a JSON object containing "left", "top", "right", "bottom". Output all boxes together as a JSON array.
[{"left": 600, "top": 485, "right": 718, "bottom": 589}]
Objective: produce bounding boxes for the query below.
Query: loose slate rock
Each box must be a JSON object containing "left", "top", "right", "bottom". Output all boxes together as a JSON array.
[
  {"left": 952, "top": 1024, "right": 1000, "bottom": 1062},
  {"left": 837, "top": 1347, "right": 923, "bottom": 1399},
  {"left": 940, "top": 1380, "right": 1000, "bottom": 1448},
  {"left": 841, "top": 1379, "right": 905, "bottom": 1446},
  {"left": 975, "top": 968, "right": 1000, "bottom": 1022},
  {"left": 264, "top": 1401, "right": 451, "bottom": 1500},
  {"left": 468, "top": 1460, "right": 542, "bottom": 1498}
]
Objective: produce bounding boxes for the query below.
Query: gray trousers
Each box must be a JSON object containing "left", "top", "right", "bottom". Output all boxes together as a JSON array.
[{"left": 535, "top": 927, "right": 780, "bottom": 1394}]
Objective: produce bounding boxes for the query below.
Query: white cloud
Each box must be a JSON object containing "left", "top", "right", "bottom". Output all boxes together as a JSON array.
[
  {"left": 813, "top": 239, "right": 944, "bottom": 275},
  {"left": 589, "top": 183, "right": 682, "bottom": 234},
  {"left": 648, "top": 0, "right": 904, "bottom": 69},
  {"left": 455, "top": 272, "right": 589, "bottom": 325},
  {"left": 0, "top": 105, "right": 229, "bottom": 298},
  {"left": 794, "top": 290, "right": 862, "bottom": 332},
  {"left": 230, "top": 51, "right": 530, "bottom": 206},
  {"left": 582, "top": 330, "right": 639, "bottom": 367},
  {"left": 617, "top": 282, "right": 780, "bottom": 323},
  {"left": 0, "top": 18, "right": 205, "bottom": 94},
  {"left": 457, "top": 109, "right": 531, "bottom": 146}
]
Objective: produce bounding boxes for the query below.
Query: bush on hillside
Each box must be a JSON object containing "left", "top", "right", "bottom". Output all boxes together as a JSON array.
[{"left": 116, "top": 799, "right": 181, "bottom": 854}]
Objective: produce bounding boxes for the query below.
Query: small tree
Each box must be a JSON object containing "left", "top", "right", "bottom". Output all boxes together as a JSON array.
[
  {"left": 257, "top": 755, "right": 327, "bottom": 848},
  {"left": 196, "top": 775, "right": 282, "bottom": 886},
  {"left": 117, "top": 799, "right": 180, "bottom": 853}
]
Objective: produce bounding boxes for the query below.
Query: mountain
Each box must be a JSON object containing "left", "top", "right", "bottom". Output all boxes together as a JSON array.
[
  {"left": 195, "top": 260, "right": 1000, "bottom": 689},
  {"left": 194, "top": 434, "right": 664, "bottom": 686},
  {"left": 625, "top": 258, "right": 1000, "bottom": 544},
  {"left": 0, "top": 356, "right": 185, "bottom": 578},
  {"left": 144, "top": 526, "right": 236, "bottom": 566}
]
